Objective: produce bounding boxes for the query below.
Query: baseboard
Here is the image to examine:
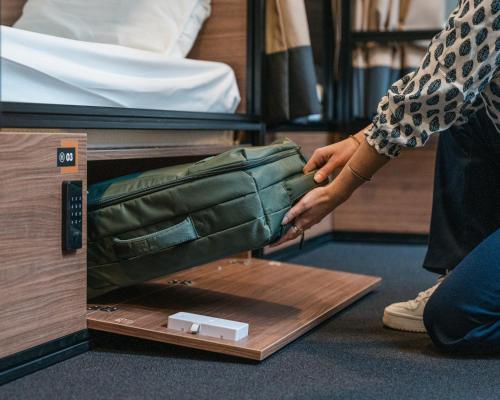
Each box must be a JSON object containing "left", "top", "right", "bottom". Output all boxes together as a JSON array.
[
  {"left": 0, "top": 330, "right": 90, "bottom": 385},
  {"left": 264, "top": 233, "right": 336, "bottom": 261},
  {"left": 329, "top": 231, "right": 429, "bottom": 245},
  {"left": 265, "top": 231, "right": 429, "bottom": 261}
]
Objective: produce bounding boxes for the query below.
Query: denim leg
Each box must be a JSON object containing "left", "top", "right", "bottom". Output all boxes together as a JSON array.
[{"left": 423, "top": 229, "right": 500, "bottom": 352}]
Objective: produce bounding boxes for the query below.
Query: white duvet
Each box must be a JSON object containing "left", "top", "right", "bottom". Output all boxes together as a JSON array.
[{"left": 0, "top": 26, "right": 240, "bottom": 113}]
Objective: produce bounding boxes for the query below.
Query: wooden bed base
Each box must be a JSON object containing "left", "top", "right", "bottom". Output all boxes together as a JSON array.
[
  {"left": 1, "top": 0, "right": 383, "bottom": 365},
  {"left": 88, "top": 258, "right": 380, "bottom": 360}
]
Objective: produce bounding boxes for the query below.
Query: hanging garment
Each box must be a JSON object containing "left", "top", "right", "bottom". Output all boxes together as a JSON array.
[
  {"left": 400, "top": 0, "right": 446, "bottom": 31},
  {"left": 264, "top": 0, "right": 321, "bottom": 124}
]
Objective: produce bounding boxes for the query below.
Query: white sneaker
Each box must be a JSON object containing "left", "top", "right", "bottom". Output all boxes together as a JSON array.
[{"left": 383, "top": 276, "right": 446, "bottom": 333}]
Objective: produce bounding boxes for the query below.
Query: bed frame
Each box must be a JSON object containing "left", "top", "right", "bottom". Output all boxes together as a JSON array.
[
  {"left": 0, "top": 0, "right": 265, "bottom": 141},
  {"left": 0, "top": 2, "right": 382, "bottom": 377}
]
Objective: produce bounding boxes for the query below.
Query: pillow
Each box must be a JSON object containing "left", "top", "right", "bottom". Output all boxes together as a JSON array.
[{"left": 13, "top": 0, "right": 211, "bottom": 57}]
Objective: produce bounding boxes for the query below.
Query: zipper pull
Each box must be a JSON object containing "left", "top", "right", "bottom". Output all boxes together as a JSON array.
[{"left": 299, "top": 231, "right": 305, "bottom": 250}]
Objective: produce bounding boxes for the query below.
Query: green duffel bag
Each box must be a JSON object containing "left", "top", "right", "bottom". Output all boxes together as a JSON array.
[{"left": 87, "top": 138, "right": 324, "bottom": 298}]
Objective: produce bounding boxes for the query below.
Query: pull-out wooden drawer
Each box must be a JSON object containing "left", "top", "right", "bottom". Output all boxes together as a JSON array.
[{"left": 87, "top": 258, "right": 380, "bottom": 361}]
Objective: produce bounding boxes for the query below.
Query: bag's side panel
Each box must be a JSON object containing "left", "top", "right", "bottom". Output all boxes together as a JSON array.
[
  {"left": 249, "top": 153, "right": 322, "bottom": 243},
  {"left": 87, "top": 217, "right": 270, "bottom": 298},
  {"left": 245, "top": 154, "right": 306, "bottom": 190},
  {"left": 88, "top": 171, "right": 256, "bottom": 241}
]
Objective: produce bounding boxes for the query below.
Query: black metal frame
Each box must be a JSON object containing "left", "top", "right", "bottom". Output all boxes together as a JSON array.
[
  {"left": 0, "top": 102, "right": 263, "bottom": 131},
  {"left": 322, "top": 0, "right": 335, "bottom": 123},
  {"left": 351, "top": 29, "right": 440, "bottom": 43},
  {"left": 247, "top": 0, "right": 264, "bottom": 118},
  {"left": 0, "top": 330, "right": 90, "bottom": 385},
  {"left": 0, "top": 0, "right": 266, "bottom": 144},
  {"left": 268, "top": 120, "right": 338, "bottom": 133}
]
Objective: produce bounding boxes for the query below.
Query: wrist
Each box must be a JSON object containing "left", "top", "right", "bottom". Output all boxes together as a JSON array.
[
  {"left": 348, "top": 139, "right": 389, "bottom": 179},
  {"left": 326, "top": 169, "right": 359, "bottom": 204},
  {"left": 356, "top": 124, "right": 372, "bottom": 140}
]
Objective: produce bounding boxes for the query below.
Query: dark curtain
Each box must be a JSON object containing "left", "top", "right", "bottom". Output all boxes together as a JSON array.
[{"left": 264, "top": 0, "right": 321, "bottom": 124}]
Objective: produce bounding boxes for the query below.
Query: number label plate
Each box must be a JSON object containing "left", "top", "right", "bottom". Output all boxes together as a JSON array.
[{"left": 57, "top": 147, "right": 76, "bottom": 167}]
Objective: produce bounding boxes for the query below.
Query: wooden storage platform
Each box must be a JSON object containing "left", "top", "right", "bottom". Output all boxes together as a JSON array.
[{"left": 88, "top": 258, "right": 380, "bottom": 360}]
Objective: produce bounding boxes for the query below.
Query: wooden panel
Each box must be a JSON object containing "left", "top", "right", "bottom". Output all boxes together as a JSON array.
[
  {"left": 88, "top": 258, "right": 380, "bottom": 360},
  {"left": 333, "top": 136, "right": 437, "bottom": 234},
  {"left": 85, "top": 130, "right": 235, "bottom": 148},
  {"left": 87, "top": 144, "right": 238, "bottom": 161},
  {"left": 188, "top": 0, "right": 247, "bottom": 112},
  {"left": 3, "top": 129, "right": 237, "bottom": 162},
  {"left": 0, "top": 132, "right": 87, "bottom": 358},
  {"left": 0, "top": 0, "right": 26, "bottom": 26},
  {"left": 232, "top": 251, "right": 252, "bottom": 259}
]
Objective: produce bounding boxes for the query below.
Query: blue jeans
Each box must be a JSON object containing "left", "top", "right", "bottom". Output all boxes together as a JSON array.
[
  {"left": 424, "top": 229, "right": 500, "bottom": 352},
  {"left": 422, "top": 108, "right": 500, "bottom": 351}
]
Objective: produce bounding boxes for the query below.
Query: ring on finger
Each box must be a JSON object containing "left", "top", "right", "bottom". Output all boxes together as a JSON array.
[{"left": 292, "top": 223, "right": 304, "bottom": 235}]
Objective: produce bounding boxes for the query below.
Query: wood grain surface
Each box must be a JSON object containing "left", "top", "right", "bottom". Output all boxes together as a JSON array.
[
  {"left": 0, "top": 0, "right": 26, "bottom": 26},
  {"left": 2, "top": 129, "right": 237, "bottom": 162},
  {"left": 86, "top": 129, "right": 235, "bottom": 149},
  {"left": 0, "top": 132, "right": 87, "bottom": 358},
  {"left": 87, "top": 258, "right": 380, "bottom": 360},
  {"left": 87, "top": 144, "right": 238, "bottom": 161},
  {"left": 188, "top": 0, "right": 248, "bottom": 112},
  {"left": 333, "top": 136, "right": 437, "bottom": 234}
]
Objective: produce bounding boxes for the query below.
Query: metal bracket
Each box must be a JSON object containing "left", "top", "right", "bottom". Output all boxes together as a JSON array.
[{"left": 87, "top": 305, "right": 118, "bottom": 312}]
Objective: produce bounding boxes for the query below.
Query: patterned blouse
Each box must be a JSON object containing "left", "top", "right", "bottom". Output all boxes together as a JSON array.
[{"left": 366, "top": 0, "right": 500, "bottom": 157}]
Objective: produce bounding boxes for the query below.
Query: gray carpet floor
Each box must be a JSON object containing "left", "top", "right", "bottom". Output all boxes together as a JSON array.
[{"left": 2, "top": 242, "right": 500, "bottom": 400}]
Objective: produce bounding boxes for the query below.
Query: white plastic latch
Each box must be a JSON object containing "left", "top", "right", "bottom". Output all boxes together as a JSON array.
[
  {"left": 189, "top": 323, "right": 200, "bottom": 334},
  {"left": 168, "top": 312, "right": 249, "bottom": 341}
]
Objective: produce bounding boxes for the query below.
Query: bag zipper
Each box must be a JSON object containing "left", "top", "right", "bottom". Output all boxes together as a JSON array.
[{"left": 89, "top": 148, "right": 300, "bottom": 211}]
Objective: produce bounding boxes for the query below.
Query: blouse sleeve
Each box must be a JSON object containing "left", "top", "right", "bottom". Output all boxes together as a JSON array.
[{"left": 366, "top": 0, "right": 500, "bottom": 157}]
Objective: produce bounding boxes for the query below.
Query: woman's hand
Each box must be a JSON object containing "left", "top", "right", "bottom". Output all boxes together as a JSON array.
[
  {"left": 271, "top": 134, "right": 389, "bottom": 247},
  {"left": 270, "top": 182, "right": 351, "bottom": 247},
  {"left": 304, "top": 128, "right": 368, "bottom": 183}
]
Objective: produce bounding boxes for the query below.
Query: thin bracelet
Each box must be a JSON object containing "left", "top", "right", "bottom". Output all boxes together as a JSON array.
[
  {"left": 347, "top": 164, "right": 371, "bottom": 182},
  {"left": 349, "top": 134, "right": 361, "bottom": 147}
]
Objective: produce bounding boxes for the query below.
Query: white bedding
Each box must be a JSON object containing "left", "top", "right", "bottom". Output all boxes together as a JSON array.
[
  {"left": 14, "top": 0, "right": 211, "bottom": 57},
  {"left": 1, "top": 26, "right": 240, "bottom": 113}
]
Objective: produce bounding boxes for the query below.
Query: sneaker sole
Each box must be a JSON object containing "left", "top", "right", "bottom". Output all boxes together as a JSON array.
[{"left": 383, "top": 312, "right": 427, "bottom": 333}]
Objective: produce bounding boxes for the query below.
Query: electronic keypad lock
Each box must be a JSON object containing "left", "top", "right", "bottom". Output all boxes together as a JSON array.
[{"left": 62, "top": 181, "right": 83, "bottom": 251}]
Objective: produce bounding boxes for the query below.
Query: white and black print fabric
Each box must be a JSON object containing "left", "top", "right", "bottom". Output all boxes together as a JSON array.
[{"left": 366, "top": 0, "right": 500, "bottom": 157}]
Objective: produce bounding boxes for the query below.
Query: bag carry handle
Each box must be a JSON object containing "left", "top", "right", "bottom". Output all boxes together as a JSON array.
[
  {"left": 113, "top": 216, "right": 199, "bottom": 261},
  {"left": 282, "top": 171, "right": 324, "bottom": 204}
]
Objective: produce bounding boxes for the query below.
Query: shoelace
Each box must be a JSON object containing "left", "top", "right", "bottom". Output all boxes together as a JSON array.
[
  {"left": 407, "top": 286, "right": 438, "bottom": 308},
  {"left": 407, "top": 275, "right": 447, "bottom": 308}
]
